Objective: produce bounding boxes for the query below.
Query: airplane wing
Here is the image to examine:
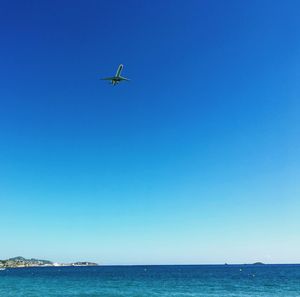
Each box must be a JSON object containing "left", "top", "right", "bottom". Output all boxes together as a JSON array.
[
  {"left": 100, "top": 77, "right": 115, "bottom": 80},
  {"left": 119, "top": 76, "right": 130, "bottom": 81}
]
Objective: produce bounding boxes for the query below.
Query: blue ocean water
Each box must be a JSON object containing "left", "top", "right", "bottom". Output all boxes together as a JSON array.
[{"left": 0, "top": 265, "right": 300, "bottom": 296}]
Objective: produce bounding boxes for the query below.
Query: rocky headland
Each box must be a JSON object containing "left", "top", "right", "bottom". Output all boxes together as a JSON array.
[{"left": 0, "top": 256, "right": 98, "bottom": 268}]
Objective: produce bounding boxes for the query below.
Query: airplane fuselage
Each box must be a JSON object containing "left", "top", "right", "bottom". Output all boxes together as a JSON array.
[{"left": 115, "top": 64, "right": 123, "bottom": 77}]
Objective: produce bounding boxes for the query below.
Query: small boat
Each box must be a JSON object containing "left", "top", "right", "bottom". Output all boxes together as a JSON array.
[{"left": 0, "top": 268, "right": 6, "bottom": 271}]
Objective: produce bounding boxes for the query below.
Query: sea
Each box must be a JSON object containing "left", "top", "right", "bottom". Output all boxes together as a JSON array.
[{"left": 0, "top": 265, "right": 300, "bottom": 296}]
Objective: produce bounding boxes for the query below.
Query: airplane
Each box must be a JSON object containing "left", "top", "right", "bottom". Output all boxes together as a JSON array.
[{"left": 101, "top": 64, "right": 130, "bottom": 86}]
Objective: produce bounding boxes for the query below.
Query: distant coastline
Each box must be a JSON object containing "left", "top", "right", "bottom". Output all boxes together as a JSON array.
[{"left": 0, "top": 256, "right": 98, "bottom": 268}]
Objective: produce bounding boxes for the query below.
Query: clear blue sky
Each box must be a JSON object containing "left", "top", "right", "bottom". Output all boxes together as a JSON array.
[{"left": 0, "top": 0, "right": 299, "bottom": 264}]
